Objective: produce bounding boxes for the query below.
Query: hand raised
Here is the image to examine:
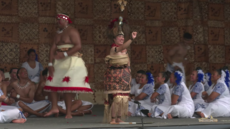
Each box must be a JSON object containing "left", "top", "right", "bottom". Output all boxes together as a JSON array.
[{"left": 132, "top": 32, "right": 137, "bottom": 39}]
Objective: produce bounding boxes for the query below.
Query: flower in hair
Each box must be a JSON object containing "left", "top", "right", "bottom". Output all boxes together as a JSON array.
[
  {"left": 197, "top": 70, "right": 204, "bottom": 83},
  {"left": 174, "top": 71, "right": 183, "bottom": 85},
  {"left": 146, "top": 72, "right": 154, "bottom": 85}
]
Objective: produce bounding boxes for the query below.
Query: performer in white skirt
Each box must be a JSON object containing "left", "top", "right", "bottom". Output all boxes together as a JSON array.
[
  {"left": 128, "top": 71, "right": 154, "bottom": 116},
  {"left": 148, "top": 71, "right": 171, "bottom": 118},
  {"left": 195, "top": 69, "right": 230, "bottom": 118},
  {"left": 188, "top": 67, "right": 205, "bottom": 106},
  {"left": 44, "top": 13, "right": 93, "bottom": 119},
  {"left": 163, "top": 70, "right": 194, "bottom": 119}
]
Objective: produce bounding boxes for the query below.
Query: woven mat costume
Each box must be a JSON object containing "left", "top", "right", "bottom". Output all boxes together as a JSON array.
[
  {"left": 44, "top": 44, "right": 92, "bottom": 93},
  {"left": 103, "top": 16, "right": 131, "bottom": 123}
]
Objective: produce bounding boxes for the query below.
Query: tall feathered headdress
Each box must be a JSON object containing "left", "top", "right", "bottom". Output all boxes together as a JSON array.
[{"left": 107, "top": 16, "right": 130, "bottom": 40}]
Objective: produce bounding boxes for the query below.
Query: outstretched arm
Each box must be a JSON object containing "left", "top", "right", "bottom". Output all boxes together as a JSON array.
[{"left": 111, "top": 32, "right": 137, "bottom": 53}]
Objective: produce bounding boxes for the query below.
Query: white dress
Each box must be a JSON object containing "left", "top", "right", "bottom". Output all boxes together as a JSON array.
[
  {"left": 0, "top": 106, "right": 26, "bottom": 123},
  {"left": 128, "top": 84, "right": 154, "bottom": 116},
  {"left": 162, "top": 82, "right": 194, "bottom": 118},
  {"left": 188, "top": 82, "right": 205, "bottom": 107},
  {"left": 195, "top": 80, "right": 230, "bottom": 117},
  {"left": 0, "top": 89, "right": 26, "bottom": 123},
  {"left": 149, "top": 83, "right": 171, "bottom": 118},
  {"left": 22, "top": 61, "right": 43, "bottom": 83}
]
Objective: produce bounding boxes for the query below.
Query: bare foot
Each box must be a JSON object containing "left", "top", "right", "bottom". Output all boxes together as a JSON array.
[
  {"left": 200, "top": 113, "right": 205, "bottom": 118},
  {"left": 12, "top": 118, "right": 26, "bottom": 123},
  {"left": 54, "top": 113, "right": 59, "bottom": 117},
  {"left": 116, "top": 118, "right": 124, "bottom": 123},
  {"left": 148, "top": 113, "right": 152, "bottom": 117},
  {"left": 44, "top": 109, "right": 59, "bottom": 117},
  {"left": 65, "top": 114, "right": 73, "bottom": 119},
  {"left": 127, "top": 112, "right": 132, "bottom": 116},
  {"left": 72, "top": 111, "right": 84, "bottom": 116},
  {"left": 110, "top": 119, "right": 117, "bottom": 124},
  {"left": 167, "top": 114, "right": 172, "bottom": 119},
  {"left": 84, "top": 110, "right": 92, "bottom": 115}
]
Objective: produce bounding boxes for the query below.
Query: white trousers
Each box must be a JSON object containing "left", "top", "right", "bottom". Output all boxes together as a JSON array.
[{"left": 0, "top": 106, "right": 25, "bottom": 123}]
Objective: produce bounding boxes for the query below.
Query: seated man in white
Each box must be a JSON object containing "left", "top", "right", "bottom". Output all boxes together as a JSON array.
[
  {"left": 196, "top": 69, "right": 230, "bottom": 118},
  {"left": 148, "top": 71, "right": 171, "bottom": 118},
  {"left": 128, "top": 71, "right": 154, "bottom": 116},
  {"left": 9, "top": 68, "right": 50, "bottom": 117},
  {"left": 0, "top": 72, "right": 26, "bottom": 123},
  {"left": 162, "top": 70, "right": 194, "bottom": 119},
  {"left": 189, "top": 67, "right": 205, "bottom": 106},
  {"left": 35, "top": 68, "right": 93, "bottom": 116},
  {"left": 131, "top": 70, "right": 145, "bottom": 87}
]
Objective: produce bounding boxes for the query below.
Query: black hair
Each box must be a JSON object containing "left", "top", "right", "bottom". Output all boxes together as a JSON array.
[
  {"left": 27, "top": 48, "right": 36, "bottom": 56},
  {"left": 222, "top": 66, "right": 228, "bottom": 71},
  {"left": 161, "top": 71, "right": 171, "bottom": 83},
  {"left": 183, "top": 32, "right": 192, "bottom": 39},
  {"left": 195, "top": 67, "right": 202, "bottom": 71},
  {"left": 17, "top": 68, "right": 22, "bottom": 80},
  {"left": 137, "top": 70, "right": 146, "bottom": 74},
  {"left": 0, "top": 68, "right": 4, "bottom": 73},
  {"left": 10, "top": 68, "right": 18, "bottom": 74},
  {"left": 216, "top": 68, "right": 222, "bottom": 76},
  {"left": 42, "top": 68, "right": 48, "bottom": 76}
]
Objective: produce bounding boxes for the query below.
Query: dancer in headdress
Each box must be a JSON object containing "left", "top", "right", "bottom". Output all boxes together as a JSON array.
[
  {"left": 44, "top": 13, "right": 93, "bottom": 119},
  {"left": 104, "top": 16, "right": 137, "bottom": 124}
]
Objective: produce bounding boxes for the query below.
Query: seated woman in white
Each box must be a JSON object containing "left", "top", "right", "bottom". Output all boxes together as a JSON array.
[
  {"left": 162, "top": 70, "right": 194, "bottom": 119},
  {"left": 128, "top": 71, "right": 154, "bottom": 116},
  {"left": 0, "top": 75, "right": 26, "bottom": 123},
  {"left": 189, "top": 67, "right": 205, "bottom": 106},
  {"left": 222, "top": 66, "right": 230, "bottom": 92},
  {"left": 196, "top": 69, "right": 230, "bottom": 118},
  {"left": 147, "top": 71, "right": 171, "bottom": 118},
  {"left": 22, "top": 49, "right": 43, "bottom": 83},
  {"left": 203, "top": 72, "right": 212, "bottom": 92}
]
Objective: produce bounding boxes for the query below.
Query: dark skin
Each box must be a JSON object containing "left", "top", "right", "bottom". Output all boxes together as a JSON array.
[
  {"left": 134, "top": 74, "right": 149, "bottom": 101},
  {"left": 196, "top": 71, "right": 222, "bottom": 118}
]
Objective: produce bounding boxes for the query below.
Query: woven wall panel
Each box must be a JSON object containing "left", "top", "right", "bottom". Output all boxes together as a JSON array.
[{"left": 0, "top": 0, "right": 230, "bottom": 104}]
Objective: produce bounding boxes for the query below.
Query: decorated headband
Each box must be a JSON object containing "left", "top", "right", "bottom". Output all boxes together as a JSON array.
[
  {"left": 197, "top": 69, "right": 204, "bottom": 83},
  {"left": 57, "top": 13, "right": 72, "bottom": 24},
  {"left": 146, "top": 72, "right": 154, "bottom": 85},
  {"left": 205, "top": 73, "right": 212, "bottom": 87},
  {"left": 174, "top": 71, "right": 183, "bottom": 85},
  {"left": 225, "top": 69, "right": 230, "bottom": 87}
]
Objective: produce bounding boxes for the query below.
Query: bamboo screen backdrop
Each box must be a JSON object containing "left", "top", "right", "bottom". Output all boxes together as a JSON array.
[{"left": 0, "top": 0, "right": 230, "bottom": 104}]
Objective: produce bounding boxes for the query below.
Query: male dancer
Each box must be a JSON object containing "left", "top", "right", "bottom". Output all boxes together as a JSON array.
[
  {"left": 44, "top": 13, "right": 92, "bottom": 119},
  {"left": 166, "top": 32, "right": 192, "bottom": 82}
]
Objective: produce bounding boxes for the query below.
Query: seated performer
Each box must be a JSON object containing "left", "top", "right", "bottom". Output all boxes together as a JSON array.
[
  {"left": 44, "top": 13, "right": 93, "bottom": 119},
  {"left": 131, "top": 70, "right": 146, "bottom": 87},
  {"left": 35, "top": 68, "right": 93, "bottom": 116},
  {"left": 148, "top": 71, "right": 171, "bottom": 118},
  {"left": 223, "top": 66, "right": 230, "bottom": 92},
  {"left": 104, "top": 16, "right": 137, "bottom": 124},
  {"left": 22, "top": 49, "right": 43, "bottom": 84},
  {"left": 195, "top": 69, "right": 230, "bottom": 118},
  {"left": 162, "top": 70, "right": 194, "bottom": 119},
  {"left": 203, "top": 72, "right": 212, "bottom": 92},
  {"left": 10, "top": 68, "right": 50, "bottom": 117},
  {"left": 128, "top": 71, "right": 154, "bottom": 116},
  {"left": 166, "top": 32, "right": 192, "bottom": 82},
  {"left": 188, "top": 67, "right": 205, "bottom": 106},
  {"left": 0, "top": 72, "right": 26, "bottom": 123}
]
